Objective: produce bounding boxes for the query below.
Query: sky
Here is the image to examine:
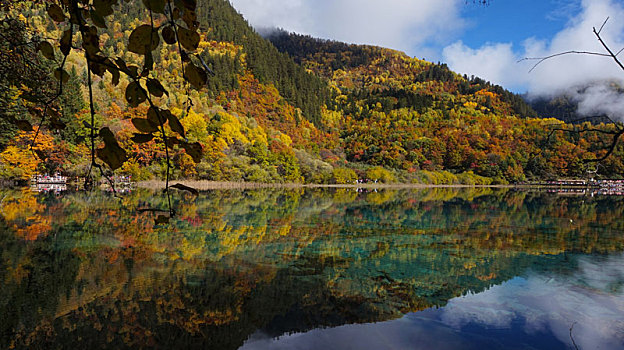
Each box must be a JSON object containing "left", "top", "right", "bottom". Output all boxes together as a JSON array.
[{"left": 227, "top": 0, "right": 624, "bottom": 96}]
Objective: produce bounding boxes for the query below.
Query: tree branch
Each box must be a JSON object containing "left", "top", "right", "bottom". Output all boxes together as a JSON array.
[
  {"left": 519, "top": 51, "right": 612, "bottom": 73},
  {"left": 593, "top": 23, "right": 624, "bottom": 71}
]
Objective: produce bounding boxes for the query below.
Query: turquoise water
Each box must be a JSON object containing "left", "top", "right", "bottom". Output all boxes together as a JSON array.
[{"left": 1, "top": 188, "right": 623, "bottom": 349}]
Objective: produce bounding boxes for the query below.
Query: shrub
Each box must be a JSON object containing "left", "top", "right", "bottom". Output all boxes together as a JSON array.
[
  {"left": 366, "top": 166, "right": 395, "bottom": 183},
  {"left": 332, "top": 167, "right": 357, "bottom": 184}
]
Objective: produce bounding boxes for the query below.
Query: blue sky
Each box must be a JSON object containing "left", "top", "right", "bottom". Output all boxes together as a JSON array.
[
  {"left": 229, "top": 0, "right": 624, "bottom": 97},
  {"left": 459, "top": 1, "right": 581, "bottom": 49}
]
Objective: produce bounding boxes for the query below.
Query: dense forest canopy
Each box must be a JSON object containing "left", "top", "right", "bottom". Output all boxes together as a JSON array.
[{"left": 0, "top": 0, "right": 623, "bottom": 185}]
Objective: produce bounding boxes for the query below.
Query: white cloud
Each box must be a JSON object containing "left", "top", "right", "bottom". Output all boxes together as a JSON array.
[
  {"left": 443, "top": 0, "right": 624, "bottom": 95},
  {"left": 442, "top": 41, "right": 530, "bottom": 91},
  {"left": 229, "top": 0, "right": 465, "bottom": 58}
]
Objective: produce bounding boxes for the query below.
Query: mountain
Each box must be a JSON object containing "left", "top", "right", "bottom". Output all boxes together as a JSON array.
[
  {"left": 264, "top": 31, "right": 621, "bottom": 181},
  {"left": 1, "top": 0, "right": 623, "bottom": 184},
  {"left": 266, "top": 30, "right": 537, "bottom": 119}
]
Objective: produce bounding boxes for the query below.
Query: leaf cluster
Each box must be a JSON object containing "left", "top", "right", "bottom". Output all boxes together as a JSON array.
[{"left": 22, "top": 0, "right": 208, "bottom": 174}]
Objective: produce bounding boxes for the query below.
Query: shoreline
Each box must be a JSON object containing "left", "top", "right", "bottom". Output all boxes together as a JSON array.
[
  {"left": 1, "top": 180, "right": 609, "bottom": 192},
  {"left": 136, "top": 180, "right": 559, "bottom": 191}
]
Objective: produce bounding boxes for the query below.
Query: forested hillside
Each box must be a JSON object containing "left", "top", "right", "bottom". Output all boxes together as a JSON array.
[
  {"left": 268, "top": 31, "right": 624, "bottom": 182},
  {"left": 1, "top": 0, "right": 623, "bottom": 185}
]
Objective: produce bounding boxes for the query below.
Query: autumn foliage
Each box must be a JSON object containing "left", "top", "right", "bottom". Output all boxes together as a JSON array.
[{"left": 1, "top": 1, "right": 622, "bottom": 184}]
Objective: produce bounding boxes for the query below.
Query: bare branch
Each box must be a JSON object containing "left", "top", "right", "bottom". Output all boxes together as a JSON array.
[
  {"left": 603, "top": 116, "right": 624, "bottom": 130},
  {"left": 585, "top": 129, "right": 624, "bottom": 163},
  {"left": 547, "top": 124, "right": 624, "bottom": 163},
  {"left": 597, "top": 17, "right": 610, "bottom": 35},
  {"left": 569, "top": 322, "right": 580, "bottom": 350},
  {"left": 593, "top": 25, "right": 624, "bottom": 71},
  {"left": 555, "top": 114, "right": 619, "bottom": 126},
  {"left": 519, "top": 51, "right": 611, "bottom": 73}
]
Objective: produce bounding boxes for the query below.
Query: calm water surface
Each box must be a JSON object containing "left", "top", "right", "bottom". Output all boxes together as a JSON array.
[{"left": 1, "top": 188, "right": 623, "bottom": 349}]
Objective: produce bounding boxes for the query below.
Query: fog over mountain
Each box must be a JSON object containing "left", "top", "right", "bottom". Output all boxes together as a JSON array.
[{"left": 527, "top": 80, "right": 624, "bottom": 123}]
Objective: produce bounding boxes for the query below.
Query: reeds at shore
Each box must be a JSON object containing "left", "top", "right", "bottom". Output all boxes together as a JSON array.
[
  {"left": 137, "top": 180, "right": 305, "bottom": 190},
  {"left": 136, "top": 180, "right": 513, "bottom": 191}
]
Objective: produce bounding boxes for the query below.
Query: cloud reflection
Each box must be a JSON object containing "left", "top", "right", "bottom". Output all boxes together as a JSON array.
[
  {"left": 240, "top": 254, "right": 624, "bottom": 350},
  {"left": 447, "top": 253, "right": 624, "bottom": 350}
]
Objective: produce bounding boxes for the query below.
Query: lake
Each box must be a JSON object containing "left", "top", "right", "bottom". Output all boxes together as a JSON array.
[{"left": 1, "top": 187, "right": 623, "bottom": 349}]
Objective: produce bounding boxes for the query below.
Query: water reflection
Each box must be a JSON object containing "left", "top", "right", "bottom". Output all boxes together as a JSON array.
[
  {"left": 0, "top": 188, "right": 623, "bottom": 349},
  {"left": 242, "top": 254, "right": 624, "bottom": 350},
  {"left": 440, "top": 253, "right": 624, "bottom": 350},
  {"left": 30, "top": 182, "right": 68, "bottom": 193}
]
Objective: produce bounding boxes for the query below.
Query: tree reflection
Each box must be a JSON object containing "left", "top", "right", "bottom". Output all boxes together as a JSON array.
[{"left": 0, "top": 188, "right": 623, "bottom": 348}]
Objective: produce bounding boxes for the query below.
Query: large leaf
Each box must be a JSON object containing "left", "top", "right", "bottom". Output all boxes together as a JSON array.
[
  {"left": 182, "top": 141, "right": 202, "bottom": 163},
  {"left": 89, "top": 10, "right": 107, "bottom": 28},
  {"left": 177, "top": 27, "right": 199, "bottom": 51},
  {"left": 47, "top": 4, "right": 65, "bottom": 22},
  {"left": 82, "top": 26, "right": 100, "bottom": 55},
  {"left": 93, "top": 0, "right": 114, "bottom": 17},
  {"left": 183, "top": 62, "right": 206, "bottom": 90},
  {"left": 38, "top": 41, "right": 55, "bottom": 60},
  {"left": 142, "top": 0, "right": 166, "bottom": 13},
  {"left": 146, "top": 78, "right": 168, "bottom": 97},
  {"left": 166, "top": 110, "right": 185, "bottom": 137},
  {"left": 49, "top": 118, "right": 66, "bottom": 130},
  {"left": 161, "top": 26, "right": 176, "bottom": 45},
  {"left": 125, "top": 81, "right": 147, "bottom": 107},
  {"left": 107, "top": 64, "right": 120, "bottom": 86},
  {"left": 143, "top": 50, "right": 154, "bottom": 74},
  {"left": 131, "top": 133, "right": 155, "bottom": 144},
  {"left": 131, "top": 118, "right": 159, "bottom": 133},
  {"left": 88, "top": 60, "right": 107, "bottom": 77},
  {"left": 99, "top": 127, "right": 116, "bottom": 144},
  {"left": 115, "top": 57, "right": 130, "bottom": 75},
  {"left": 171, "top": 6, "right": 181, "bottom": 20},
  {"left": 128, "top": 24, "right": 160, "bottom": 55},
  {"left": 147, "top": 106, "right": 164, "bottom": 125},
  {"left": 97, "top": 127, "right": 128, "bottom": 170},
  {"left": 60, "top": 29, "right": 71, "bottom": 56},
  {"left": 54, "top": 68, "right": 69, "bottom": 83},
  {"left": 20, "top": 93, "right": 39, "bottom": 103},
  {"left": 155, "top": 215, "right": 170, "bottom": 225},
  {"left": 164, "top": 136, "right": 181, "bottom": 149},
  {"left": 16, "top": 120, "right": 33, "bottom": 132},
  {"left": 182, "top": 9, "right": 198, "bottom": 30},
  {"left": 127, "top": 65, "right": 140, "bottom": 78}
]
